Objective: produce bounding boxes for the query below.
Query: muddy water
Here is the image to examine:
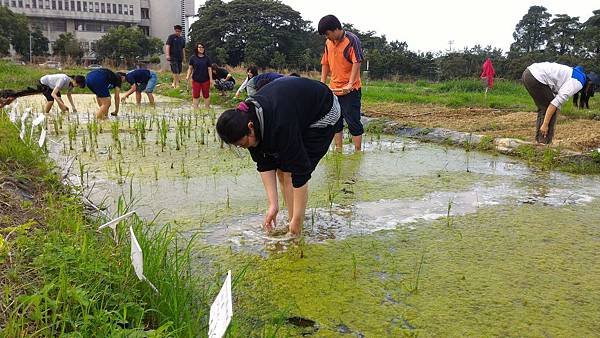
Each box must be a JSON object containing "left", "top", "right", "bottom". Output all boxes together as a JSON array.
[{"left": 13, "top": 97, "right": 600, "bottom": 336}]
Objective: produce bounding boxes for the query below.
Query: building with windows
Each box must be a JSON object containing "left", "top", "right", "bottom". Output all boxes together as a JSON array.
[{"left": 1, "top": 0, "right": 195, "bottom": 59}]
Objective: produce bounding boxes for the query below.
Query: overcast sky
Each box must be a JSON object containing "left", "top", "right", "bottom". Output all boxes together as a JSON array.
[
  {"left": 280, "top": 0, "right": 598, "bottom": 53},
  {"left": 194, "top": 1, "right": 598, "bottom": 54}
]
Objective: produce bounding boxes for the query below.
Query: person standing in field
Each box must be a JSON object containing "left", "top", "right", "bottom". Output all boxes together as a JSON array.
[
  {"left": 85, "top": 68, "right": 122, "bottom": 119},
  {"left": 522, "top": 62, "right": 588, "bottom": 144},
  {"left": 319, "top": 14, "right": 365, "bottom": 152},
  {"left": 186, "top": 42, "right": 213, "bottom": 110},
  {"left": 480, "top": 57, "right": 495, "bottom": 95},
  {"left": 165, "top": 25, "right": 186, "bottom": 88},
  {"left": 118, "top": 69, "right": 158, "bottom": 106}
]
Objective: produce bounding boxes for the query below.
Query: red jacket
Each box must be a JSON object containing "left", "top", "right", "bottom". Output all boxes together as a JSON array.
[{"left": 480, "top": 58, "right": 495, "bottom": 88}]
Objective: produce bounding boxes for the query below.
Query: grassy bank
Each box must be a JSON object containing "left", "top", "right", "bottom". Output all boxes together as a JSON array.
[{"left": 0, "top": 113, "right": 215, "bottom": 336}]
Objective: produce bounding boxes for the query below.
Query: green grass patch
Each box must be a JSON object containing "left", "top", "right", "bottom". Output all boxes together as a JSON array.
[{"left": 0, "top": 113, "right": 217, "bottom": 336}]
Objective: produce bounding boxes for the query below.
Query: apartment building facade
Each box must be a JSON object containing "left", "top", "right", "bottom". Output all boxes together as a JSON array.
[{"left": 2, "top": 0, "right": 195, "bottom": 58}]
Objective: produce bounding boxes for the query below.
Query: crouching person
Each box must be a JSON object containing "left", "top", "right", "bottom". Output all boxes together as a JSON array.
[
  {"left": 216, "top": 77, "right": 340, "bottom": 236},
  {"left": 85, "top": 68, "right": 122, "bottom": 119},
  {"left": 40, "top": 74, "right": 86, "bottom": 114},
  {"left": 118, "top": 69, "right": 158, "bottom": 106}
]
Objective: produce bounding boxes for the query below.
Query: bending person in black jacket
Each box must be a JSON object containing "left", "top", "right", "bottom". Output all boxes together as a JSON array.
[{"left": 217, "top": 77, "right": 340, "bottom": 236}]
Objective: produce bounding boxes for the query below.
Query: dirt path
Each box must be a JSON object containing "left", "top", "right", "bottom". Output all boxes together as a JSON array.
[{"left": 365, "top": 102, "right": 600, "bottom": 151}]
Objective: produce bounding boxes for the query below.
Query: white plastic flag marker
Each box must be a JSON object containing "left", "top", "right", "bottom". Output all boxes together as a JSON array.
[
  {"left": 129, "top": 226, "right": 159, "bottom": 293},
  {"left": 9, "top": 100, "right": 19, "bottom": 123},
  {"left": 98, "top": 210, "right": 136, "bottom": 243},
  {"left": 19, "top": 126, "right": 26, "bottom": 141},
  {"left": 19, "top": 108, "right": 30, "bottom": 141},
  {"left": 32, "top": 113, "right": 45, "bottom": 127},
  {"left": 38, "top": 129, "right": 47, "bottom": 148},
  {"left": 208, "top": 270, "right": 233, "bottom": 338}
]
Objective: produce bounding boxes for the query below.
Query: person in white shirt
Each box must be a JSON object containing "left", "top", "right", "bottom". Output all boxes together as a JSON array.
[
  {"left": 522, "top": 62, "right": 588, "bottom": 144},
  {"left": 39, "top": 74, "right": 86, "bottom": 114}
]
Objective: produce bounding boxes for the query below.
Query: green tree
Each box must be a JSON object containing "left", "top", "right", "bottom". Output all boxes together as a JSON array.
[
  {"left": 31, "top": 26, "right": 49, "bottom": 56},
  {"left": 189, "top": 0, "right": 311, "bottom": 67},
  {"left": 271, "top": 51, "right": 286, "bottom": 70},
  {"left": 53, "top": 32, "right": 83, "bottom": 59},
  {"left": 578, "top": 9, "right": 600, "bottom": 69},
  {"left": 510, "top": 6, "right": 551, "bottom": 54},
  {"left": 95, "top": 26, "right": 162, "bottom": 65},
  {"left": 546, "top": 14, "right": 581, "bottom": 55},
  {"left": 0, "top": 6, "right": 30, "bottom": 56}
]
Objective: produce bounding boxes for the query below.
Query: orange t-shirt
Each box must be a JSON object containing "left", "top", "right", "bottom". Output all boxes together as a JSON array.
[{"left": 321, "top": 31, "right": 364, "bottom": 94}]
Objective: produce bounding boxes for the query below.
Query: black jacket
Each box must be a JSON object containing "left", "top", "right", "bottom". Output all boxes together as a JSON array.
[{"left": 249, "top": 77, "right": 333, "bottom": 187}]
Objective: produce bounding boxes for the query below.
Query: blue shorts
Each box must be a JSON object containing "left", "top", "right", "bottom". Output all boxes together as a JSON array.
[
  {"left": 86, "top": 71, "right": 111, "bottom": 98},
  {"left": 137, "top": 72, "right": 157, "bottom": 93},
  {"left": 334, "top": 88, "right": 364, "bottom": 136}
]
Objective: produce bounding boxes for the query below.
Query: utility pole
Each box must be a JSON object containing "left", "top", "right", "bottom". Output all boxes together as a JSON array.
[{"left": 448, "top": 40, "right": 454, "bottom": 52}]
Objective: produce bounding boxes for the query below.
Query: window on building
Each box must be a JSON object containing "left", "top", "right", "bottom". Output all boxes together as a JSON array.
[
  {"left": 94, "top": 1, "right": 98, "bottom": 12},
  {"left": 65, "top": 0, "right": 68, "bottom": 10},
  {"left": 44, "top": 0, "right": 49, "bottom": 8},
  {"left": 49, "top": 20, "right": 66, "bottom": 32},
  {"left": 10, "top": 0, "right": 15, "bottom": 7},
  {"left": 129, "top": 4, "right": 133, "bottom": 15},
  {"left": 117, "top": 3, "right": 121, "bottom": 14},
  {"left": 82, "top": 1, "right": 85, "bottom": 10},
  {"left": 32, "top": 0, "right": 37, "bottom": 7},
  {"left": 86, "top": 22, "right": 101, "bottom": 31},
  {"left": 76, "top": 0, "right": 80, "bottom": 10},
  {"left": 88, "top": 1, "right": 92, "bottom": 12},
  {"left": 106, "top": 2, "right": 110, "bottom": 13},
  {"left": 139, "top": 26, "right": 149, "bottom": 36},
  {"left": 58, "top": 0, "right": 62, "bottom": 9},
  {"left": 112, "top": 3, "right": 115, "bottom": 13},
  {"left": 141, "top": 8, "right": 149, "bottom": 19},
  {"left": 25, "top": 0, "right": 30, "bottom": 8},
  {"left": 18, "top": 0, "right": 22, "bottom": 7},
  {"left": 51, "top": 0, "right": 55, "bottom": 9}
]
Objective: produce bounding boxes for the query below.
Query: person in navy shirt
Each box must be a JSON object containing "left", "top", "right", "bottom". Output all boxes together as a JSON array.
[
  {"left": 85, "top": 68, "right": 122, "bottom": 119},
  {"left": 185, "top": 42, "right": 213, "bottom": 109},
  {"left": 118, "top": 69, "right": 158, "bottom": 106}
]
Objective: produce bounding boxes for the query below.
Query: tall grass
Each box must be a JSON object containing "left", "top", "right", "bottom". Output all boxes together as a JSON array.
[{"left": 0, "top": 113, "right": 211, "bottom": 336}]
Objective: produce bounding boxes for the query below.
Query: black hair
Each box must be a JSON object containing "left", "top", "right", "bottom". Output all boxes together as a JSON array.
[
  {"left": 194, "top": 42, "right": 206, "bottom": 57},
  {"left": 73, "top": 75, "right": 86, "bottom": 88},
  {"left": 174, "top": 25, "right": 183, "bottom": 31},
  {"left": 68, "top": 75, "right": 86, "bottom": 88},
  {"left": 116, "top": 71, "right": 127, "bottom": 78},
  {"left": 318, "top": 15, "right": 342, "bottom": 35},
  {"left": 288, "top": 72, "right": 300, "bottom": 77},
  {"left": 216, "top": 102, "right": 260, "bottom": 144},
  {"left": 247, "top": 65, "right": 258, "bottom": 78}
]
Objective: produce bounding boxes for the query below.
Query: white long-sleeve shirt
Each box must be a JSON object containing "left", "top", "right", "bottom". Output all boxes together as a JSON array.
[{"left": 527, "top": 62, "right": 584, "bottom": 108}]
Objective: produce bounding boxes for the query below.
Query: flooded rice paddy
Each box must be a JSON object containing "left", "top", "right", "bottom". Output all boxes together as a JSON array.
[{"left": 15, "top": 95, "right": 600, "bottom": 336}]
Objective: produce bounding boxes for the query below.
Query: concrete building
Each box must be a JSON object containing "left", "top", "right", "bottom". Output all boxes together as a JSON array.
[{"left": 1, "top": 0, "right": 195, "bottom": 59}]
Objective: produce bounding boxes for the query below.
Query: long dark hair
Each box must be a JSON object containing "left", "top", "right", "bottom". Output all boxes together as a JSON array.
[
  {"left": 216, "top": 101, "right": 261, "bottom": 144},
  {"left": 247, "top": 65, "right": 258, "bottom": 80}
]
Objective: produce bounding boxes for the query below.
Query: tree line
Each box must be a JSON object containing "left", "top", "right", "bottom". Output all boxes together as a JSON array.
[{"left": 1, "top": 1, "right": 598, "bottom": 80}]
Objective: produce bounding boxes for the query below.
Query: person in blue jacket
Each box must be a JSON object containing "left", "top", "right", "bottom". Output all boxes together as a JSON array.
[
  {"left": 85, "top": 68, "right": 122, "bottom": 119},
  {"left": 118, "top": 69, "right": 158, "bottom": 106}
]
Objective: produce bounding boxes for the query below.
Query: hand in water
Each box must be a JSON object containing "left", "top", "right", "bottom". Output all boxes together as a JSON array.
[{"left": 263, "top": 205, "right": 278, "bottom": 232}]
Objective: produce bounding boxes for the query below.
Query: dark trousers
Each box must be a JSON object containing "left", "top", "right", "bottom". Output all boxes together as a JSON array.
[{"left": 522, "top": 69, "right": 557, "bottom": 144}]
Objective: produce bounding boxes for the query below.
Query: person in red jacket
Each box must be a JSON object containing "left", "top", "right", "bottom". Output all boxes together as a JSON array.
[{"left": 480, "top": 58, "right": 495, "bottom": 95}]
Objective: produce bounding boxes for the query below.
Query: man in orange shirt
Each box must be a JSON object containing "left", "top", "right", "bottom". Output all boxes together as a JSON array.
[{"left": 319, "top": 14, "right": 364, "bottom": 151}]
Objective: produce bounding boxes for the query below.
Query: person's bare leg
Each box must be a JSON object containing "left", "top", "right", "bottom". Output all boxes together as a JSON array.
[
  {"left": 95, "top": 97, "right": 111, "bottom": 119},
  {"left": 289, "top": 184, "right": 308, "bottom": 236},
  {"left": 43, "top": 101, "right": 54, "bottom": 114},
  {"left": 173, "top": 74, "right": 180, "bottom": 88},
  {"left": 352, "top": 135, "right": 362, "bottom": 151},
  {"left": 147, "top": 93, "right": 155, "bottom": 107},
  {"left": 135, "top": 92, "right": 142, "bottom": 105},
  {"left": 334, "top": 131, "right": 343, "bottom": 151},
  {"left": 277, "top": 170, "right": 294, "bottom": 219},
  {"left": 204, "top": 96, "right": 210, "bottom": 110},
  {"left": 192, "top": 97, "right": 199, "bottom": 109}
]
